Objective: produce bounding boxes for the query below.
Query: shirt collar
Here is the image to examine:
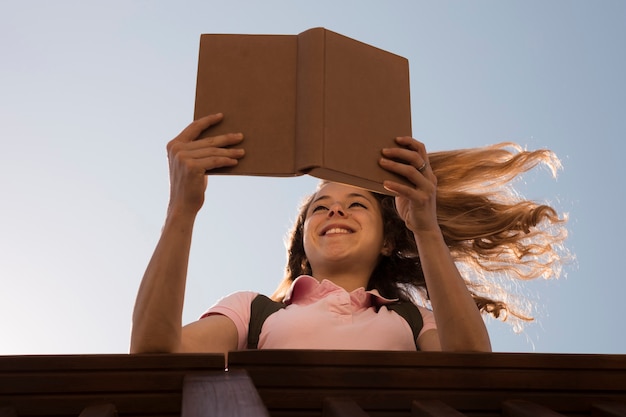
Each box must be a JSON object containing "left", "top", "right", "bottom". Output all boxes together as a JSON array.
[{"left": 283, "top": 275, "right": 398, "bottom": 307}]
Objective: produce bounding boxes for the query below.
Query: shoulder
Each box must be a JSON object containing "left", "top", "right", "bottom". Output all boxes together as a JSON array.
[
  {"left": 201, "top": 291, "right": 258, "bottom": 318},
  {"left": 387, "top": 302, "right": 437, "bottom": 347},
  {"left": 386, "top": 302, "right": 438, "bottom": 350},
  {"left": 200, "top": 291, "right": 259, "bottom": 350}
]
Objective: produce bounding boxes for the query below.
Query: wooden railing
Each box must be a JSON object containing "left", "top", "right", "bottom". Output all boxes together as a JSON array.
[
  {"left": 0, "top": 353, "right": 224, "bottom": 417},
  {"left": 1, "top": 351, "right": 626, "bottom": 416}
]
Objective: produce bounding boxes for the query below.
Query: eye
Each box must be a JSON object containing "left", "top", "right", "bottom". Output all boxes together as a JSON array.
[
  {"left": 349, "top": 201, "right": 367, "bottom": 209},
  {"left": 311, "top": 205, "right": 328, "bottom": 213}
]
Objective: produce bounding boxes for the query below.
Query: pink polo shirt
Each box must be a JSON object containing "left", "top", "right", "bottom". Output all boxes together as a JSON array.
[{"left": 203, "top": 275, "right": 436, "bottom": 351}]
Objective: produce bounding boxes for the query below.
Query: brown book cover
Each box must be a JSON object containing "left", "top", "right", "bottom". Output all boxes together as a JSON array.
[{"left": 194, "top": 27, "right": 412, "bottom": 194}]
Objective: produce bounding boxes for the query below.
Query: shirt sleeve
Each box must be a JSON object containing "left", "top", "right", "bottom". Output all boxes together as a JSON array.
[
  {"left": 416, "top": 305, "right": 437, "bottom": 339},
  {"left": 200, "top": 291, "right": 258, "bottom": 350}
]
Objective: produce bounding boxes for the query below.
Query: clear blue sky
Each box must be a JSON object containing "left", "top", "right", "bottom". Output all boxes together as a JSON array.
[{"left": 1, "top": 1, "right": 624, "bottom": 355}]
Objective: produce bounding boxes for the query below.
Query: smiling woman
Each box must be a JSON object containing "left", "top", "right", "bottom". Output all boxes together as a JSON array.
[
  {"left": 301, "top": 184, "right": 387, "bottom": 291},
  {"left": 130, "top": 113, "right": 568, "bottom": 356}
]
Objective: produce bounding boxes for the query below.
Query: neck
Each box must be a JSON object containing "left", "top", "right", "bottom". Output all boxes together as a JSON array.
[{"left": 310, "top": 264, "right": 372, "bottom": 292}]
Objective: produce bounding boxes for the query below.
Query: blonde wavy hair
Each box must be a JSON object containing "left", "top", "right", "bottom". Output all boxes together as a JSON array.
[{"left": 273, "top": 142, "right": 570, "bottom": 328}]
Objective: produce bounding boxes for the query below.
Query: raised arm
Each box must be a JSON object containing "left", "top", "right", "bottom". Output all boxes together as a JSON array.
[
  {"left": 380, "top": 137, "right": 491, "bottom": 352},
  {"left": 130, "top": 114, "right": 244, "bottom": 354}
]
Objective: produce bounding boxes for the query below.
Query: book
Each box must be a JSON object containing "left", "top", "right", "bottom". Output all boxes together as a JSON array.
[{"left": 194, "top": 27, "right": 412, "bottom": 194}]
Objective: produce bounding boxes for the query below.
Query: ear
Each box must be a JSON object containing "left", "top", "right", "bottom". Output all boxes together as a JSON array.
[{"left": 381, "top": 240, "right": 393, "bottom": 256}]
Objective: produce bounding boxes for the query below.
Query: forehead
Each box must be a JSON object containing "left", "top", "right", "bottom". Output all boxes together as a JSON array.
[{"left": 311, "top": 182, "right": 377, "bottom": 203}]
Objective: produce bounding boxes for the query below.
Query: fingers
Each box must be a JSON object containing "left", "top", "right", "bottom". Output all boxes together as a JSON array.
[
  {"left": 379, "top": 137, "right": 439, "bottom": 233},
  {"left": 185, "top": 131, "right": 245, "bottom": 151},
  {"left": 169, "top": 134, "right": 245, "bottom": 172},
  {"left": 168, "top": 113, "right": 244, "bottom": 153},
  {"left": 175, "top": 113, "right": 225, "bottom": 143},
  {"left": 183, "top": 144, "right": 246, "bottom": 172},
  {"left": 167, "top": 113, "right": 246, "bottom": 174},
  {"left": 380, "top": 136, "right": 432, "bottom": 185}
]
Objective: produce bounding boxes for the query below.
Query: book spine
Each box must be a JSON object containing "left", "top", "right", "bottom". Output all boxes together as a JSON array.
[{"left": 295, "top": 28, "right": 326, "bottom": 173}]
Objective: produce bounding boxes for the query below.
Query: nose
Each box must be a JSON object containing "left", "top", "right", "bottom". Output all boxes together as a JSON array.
[{"left": 327, "top": 202, "right": 346, "bottom": 218}]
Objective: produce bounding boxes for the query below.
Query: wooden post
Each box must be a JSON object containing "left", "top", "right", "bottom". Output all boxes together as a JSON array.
[
  {"left": 412, "top": 399, "right": 467, "bottom": 417},
  {"left": 78, "top": 404, "right": 118, "bottom": 417},
  {"left": 503, "top": 400, "right": 567, "bottom": 417},
  {"left": 592, "top": 402, "right": 626, "bottom": 417},
  {"left": 181, "top": 370, "right": 269, "bottom": 417},
  {"left": 323, "top": 398, "right": 370, "bottom": 417}
]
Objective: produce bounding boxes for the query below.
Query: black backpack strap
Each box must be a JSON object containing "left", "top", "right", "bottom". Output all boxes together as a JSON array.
[
  {"left": 386, "top": 302, "right": 424, "bottom": 350},
  {"left": 247, "top": 294, "right": 286, "bottom": 349}
]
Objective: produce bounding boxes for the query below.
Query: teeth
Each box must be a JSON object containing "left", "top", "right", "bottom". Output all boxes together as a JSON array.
[{"left": 325, "top": 228, "right": 351, "bottom": 235}]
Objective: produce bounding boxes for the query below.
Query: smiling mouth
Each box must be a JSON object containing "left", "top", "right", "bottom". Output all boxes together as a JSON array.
[{"left": 322, "top": 227, "right": 353, "bottom": 236}]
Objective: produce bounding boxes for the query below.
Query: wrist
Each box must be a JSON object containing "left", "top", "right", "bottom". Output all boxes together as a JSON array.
[
  {"left": 164, "top": 204, "right": 199, "bottom": 231},
  {"left": 412, "top": 226, "right": 447, "bottom": 247},
  {"left": 167, "top": 198, "right": 203, "bottom": 219}
]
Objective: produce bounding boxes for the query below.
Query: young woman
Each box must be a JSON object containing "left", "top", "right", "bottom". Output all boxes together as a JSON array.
[{"left": 130, "top": 113, "right": 567, "bottom": 354}]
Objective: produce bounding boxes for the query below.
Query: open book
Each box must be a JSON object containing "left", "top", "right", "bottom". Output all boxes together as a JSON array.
[{"left": 194, "top": 27, "right": 412, "bottom": 194}]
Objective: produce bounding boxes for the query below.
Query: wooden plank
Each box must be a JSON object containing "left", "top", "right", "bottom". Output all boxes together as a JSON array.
[
  {"left": 0, "top": 354, "right": 225, "bottom": 372},
  {"left": 0, "top": 354, "right": 225, "bottom": 417},
  {"left": 1, "top": 370, "right": 196, "bottom": 394},
  {"left": 593, "top": 402, "right": 626, "bottom": 417},
  {"left": 232, "top": 364, "right": 626, "bottom": 392},
  {"left": 0, "top": 354, "right": 226, "bottom": 395},
  {"left": 229, "top": 350, "right": 626, "bottom": 371},
  {"left": 323, "top": 398, "right": 370, "bottom": 417},
  {"left": 412, "top": 400, "right": 467, "bottom": 417},
  {"left": 229, "top": 350, "right": 626, "bottom": 416},
  {"left": 78, "top": 404, "right": 117, "bottom": 417},
  {"left": 228, "top": 351, "right": 626, "bottom": 398},
  {"left": 254, "top": 387, "right": 626, "bottom": 415},
  {"left": 5, "top": 365, "right": 625, "bottom": 399},
  {"left": 181, "top": 370, "right": 270, "bottom": 417},
  {"left": 503, "top": 400, "right": 567, "bottom": 417},
  {"left": 0, "top": 406, "right": 17, "bottom": 417},
  {"left": 2, "top": 351, "right": 626, "bottom": 417},
  {"left": 0, "top": 392, "right": 181, "bottom": 416}
]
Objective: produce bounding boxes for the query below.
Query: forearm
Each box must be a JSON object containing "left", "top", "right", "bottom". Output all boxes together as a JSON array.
[
  {"left": 130, "top": 210, "right": 197, "bottom": 353},
  {"left": 415, "top": 229, "right": 492, "bottom": 352},
  {"left": 130, "top": 114, "right": 245, "bottom": 353}
]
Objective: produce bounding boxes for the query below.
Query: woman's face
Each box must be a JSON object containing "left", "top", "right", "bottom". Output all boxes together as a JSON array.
[{"left": 302, "top": 182, "right": 387, "bottom": 276}]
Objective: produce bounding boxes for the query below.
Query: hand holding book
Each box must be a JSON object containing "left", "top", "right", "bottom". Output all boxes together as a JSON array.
[
  {"left": 165, "top": 113, "right": 245, "bottom": 215},
  {"left": 379, "top": 136, "right": 439, "bottom": 234}
]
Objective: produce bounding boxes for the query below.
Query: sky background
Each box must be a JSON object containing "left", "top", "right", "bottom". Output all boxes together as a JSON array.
[{"left": 1, "top": 1, "right": 624, "bottom": 355}]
